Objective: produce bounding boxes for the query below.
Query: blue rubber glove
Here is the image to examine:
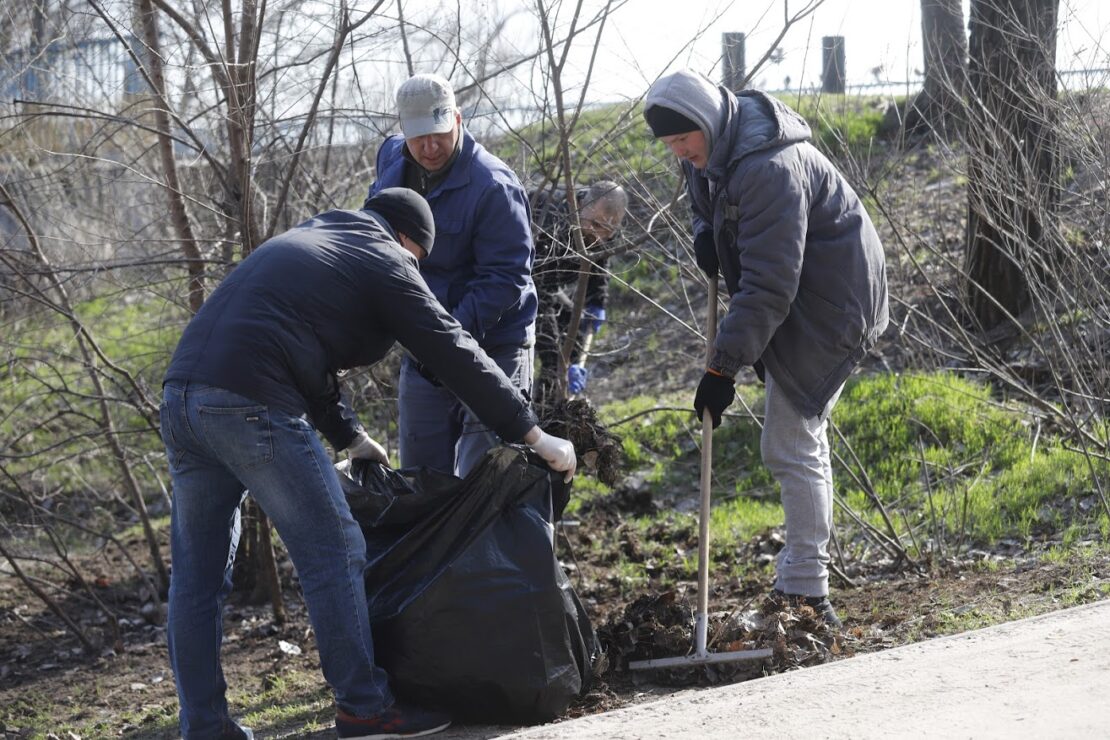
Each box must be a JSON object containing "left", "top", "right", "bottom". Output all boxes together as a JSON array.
[
  {"left": 580, "top": 304, "right": 606, "bottom": 334},
  {"left": 567, "top": 364, "right": 589, "bottom": 394}
]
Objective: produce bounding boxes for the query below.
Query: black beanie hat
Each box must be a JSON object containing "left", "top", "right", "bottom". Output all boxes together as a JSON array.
[
  {"left": 365, "top": 187, "right": 436, "bottom": 255},
  {"left": 644, "top": 104, "right": 701, "bottom": 138}
]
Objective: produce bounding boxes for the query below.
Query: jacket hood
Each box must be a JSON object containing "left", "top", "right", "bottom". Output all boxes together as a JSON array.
[
  {"left": 646, "top": 70, "right": 813, "bottom": 175},
  {"left": 699, "top": 89, "right": 812, "bottom": 179},
  {"left": 730, "top": 90, "right": 812, "bottom": 158},
  {"left": 644, "top": 70, "right": 725, "bottom": 153}
]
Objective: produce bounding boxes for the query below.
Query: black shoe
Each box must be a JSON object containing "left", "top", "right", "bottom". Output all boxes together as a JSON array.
[
  {"left": 336, "top": 704, "right": 451, "bottom": 739},
  {"left": 771, "top": 589, "right": 843, "bottom": 629},
  {"left": 217, "top": 720, "right": 254, "bottom": 739}
]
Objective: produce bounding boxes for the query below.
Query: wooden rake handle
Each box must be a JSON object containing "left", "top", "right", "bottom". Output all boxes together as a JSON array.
[{"left": 695, "top": 279, "right": 718, "bottom": 657}]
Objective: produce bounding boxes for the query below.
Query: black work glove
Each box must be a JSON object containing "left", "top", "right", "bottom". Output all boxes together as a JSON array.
[
  {"left": 693, "top": 231, "right": 719, "bottom": 278},
  {"left": 412, "top": 360, "right": 442, "bottom": 387},
  {"left": 694, "top": 371, "right": 735, "bottom": 429}
]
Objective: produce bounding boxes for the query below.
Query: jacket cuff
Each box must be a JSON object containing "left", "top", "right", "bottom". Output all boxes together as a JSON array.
[
  {"left": 317, "top": 410, "right": 362, "bottom": 452},
  {"left": 499, "top": 404, "right": 540, "bottom": 444},
  {"left": 708, "top": 348, "right": 743, "bottom": 379}
]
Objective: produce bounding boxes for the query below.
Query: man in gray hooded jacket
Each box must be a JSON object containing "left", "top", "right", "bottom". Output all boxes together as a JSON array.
[{"left": 644, "top": 69, "right": 888, "bottom": 626}]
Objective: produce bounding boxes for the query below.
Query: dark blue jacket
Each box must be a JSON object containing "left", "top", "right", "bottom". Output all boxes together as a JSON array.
[
  {"left": 163, "top": 209, "right": 537, "bottom": 451},
  {"left": 367, "top": 130, "right": 537, "bottom": 349}
]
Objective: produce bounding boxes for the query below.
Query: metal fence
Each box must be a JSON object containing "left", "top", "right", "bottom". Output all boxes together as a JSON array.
[{"left": 2, "top": 36, "right": 142, "bottom": 108}]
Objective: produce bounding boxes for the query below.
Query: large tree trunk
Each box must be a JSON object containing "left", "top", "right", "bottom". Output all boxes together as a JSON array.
[
  {"left": 965, "top": 0, "right": 1059, "bottom": 330},
  {"left": 905, "top": 0, "right": 967, "bottom": 139}
]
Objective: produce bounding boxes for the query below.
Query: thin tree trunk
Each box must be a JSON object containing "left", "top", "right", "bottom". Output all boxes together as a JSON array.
[
  {"left": 257, "top": 513, "right": 286, "bottom": 623},
  {"left": 135, "top": 0, "right": 206, "bottom": 313},
  {"left": 224, "top": 0, "right": 264, "bottom": 256},
  {"left": 397, "top": 0, "right": 414, "bottom": 76}
]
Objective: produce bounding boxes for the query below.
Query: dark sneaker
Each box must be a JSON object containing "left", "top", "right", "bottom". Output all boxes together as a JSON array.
[
  {"left": 336, "top": 704, "right": 451, "bottom": 739},
  {"left": 217, "top": 720, "right": 254, "bottom": 739},
  {"left": 771, "top": 589, "right": 843, "bottom": 629}
]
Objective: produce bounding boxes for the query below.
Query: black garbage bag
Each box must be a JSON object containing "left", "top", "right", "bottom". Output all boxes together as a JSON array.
[{"left": 341, "top": 445, "right": 599, "bottom": 724}]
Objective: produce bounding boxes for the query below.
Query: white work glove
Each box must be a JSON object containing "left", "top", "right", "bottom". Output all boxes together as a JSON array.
[
  {"left": 346, "top": 431, "right": 388, "bottom": 465},
  {"left": 525, "top": 426, "right": 577, "bottom": 483}
]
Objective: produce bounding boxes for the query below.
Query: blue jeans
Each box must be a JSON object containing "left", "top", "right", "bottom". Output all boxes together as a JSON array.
[
  {"left": 761, "top": 372, "right": 844, "bottom": 598},
  {"left": 160, "top": 382, "right": 392, "bottom": 738},
  {"left": 398, "top": 344, "right": 533, "bottom": 478}
]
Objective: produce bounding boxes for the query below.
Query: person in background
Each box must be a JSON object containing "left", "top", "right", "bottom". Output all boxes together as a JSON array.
[
  {"left": 366, "top": 73, "right": 537, "bottom": 478},
  {"left": 530, "top": 181, "right": 628, "bottom": 408},
  {"left": 644, "top": 69, "right": 888, "bottom": 627},
  {"left": 160, "top": 188, "right": 575, "bottom": 740}
]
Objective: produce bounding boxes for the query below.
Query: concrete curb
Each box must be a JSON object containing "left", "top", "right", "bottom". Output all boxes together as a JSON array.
[{"left": 494, "top": 599, "right": 1110, "bottom": 739}]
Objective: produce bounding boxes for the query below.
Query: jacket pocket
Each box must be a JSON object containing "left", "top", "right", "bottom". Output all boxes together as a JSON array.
[
  {"left": 790, "top": 286, "right": 864, "bottom": 354},
  {"left": 434, "top": 217, "right": 465, "bottom": 234},
  {"left": 428, "top": 217, "right": 467, "bottom": 268}
]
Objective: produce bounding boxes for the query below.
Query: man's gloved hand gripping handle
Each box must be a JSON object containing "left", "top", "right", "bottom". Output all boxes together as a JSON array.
[{"left": 693, "top": 231, "right": 719, "bottom": 278}]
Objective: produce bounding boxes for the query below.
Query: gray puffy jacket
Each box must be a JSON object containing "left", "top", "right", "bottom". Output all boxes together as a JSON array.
[{"left": 646, "top": 71, "right": 888, "bottom": 417}]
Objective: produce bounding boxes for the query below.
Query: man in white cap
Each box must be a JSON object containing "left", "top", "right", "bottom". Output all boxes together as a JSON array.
[{"left": 366, "top": 73, "right": 538, "bottom": 479}]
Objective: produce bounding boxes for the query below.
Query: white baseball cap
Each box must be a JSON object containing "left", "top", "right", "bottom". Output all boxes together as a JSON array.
[{"left": 396, "top": 73, "right": 457, "bottom": 138}]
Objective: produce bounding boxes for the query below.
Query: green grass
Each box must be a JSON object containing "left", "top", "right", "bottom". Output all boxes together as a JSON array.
[
  {"left": 595, "top": 371, "right": 1108, "bottom": 570},
  {"left": 0, "top": 292, "right": 185, "bottom": 558},
  {"left": 561, "top": 472, "right": 610, "bottom": 518},
  {"left": 494, "top": 102, "right": 661, "bottom": 188},
  {"left": 0, "top": 662, "right": 336, "bottom": 739},
  {"left": 787, "top": 93, "right": 888, "bottom": 153},
  {"left": 835, "top": 372, "right": 1109, "bottom": 553},
  {"left": 601, "top": 394, "right": 693, "bottom": 466},
  {"left": 235, "top": 670, "right": 334, "bottom": 736},
  {"left": 709, "top": 497, "right": 783, "bottom": 548}
]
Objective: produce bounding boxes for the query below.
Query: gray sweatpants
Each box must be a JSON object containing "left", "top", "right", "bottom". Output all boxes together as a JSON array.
[{"left": 761, "top": 372, "right": 843, "bottom": 598}]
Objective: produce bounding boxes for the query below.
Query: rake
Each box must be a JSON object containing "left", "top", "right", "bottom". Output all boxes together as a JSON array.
[{"left": 629, "top": 279, "right": 771, "bottom": 670}]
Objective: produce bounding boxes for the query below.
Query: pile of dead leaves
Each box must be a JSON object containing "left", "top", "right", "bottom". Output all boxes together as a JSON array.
[{"left": 595, "top": 590, "right": 851, "bottom": 686}]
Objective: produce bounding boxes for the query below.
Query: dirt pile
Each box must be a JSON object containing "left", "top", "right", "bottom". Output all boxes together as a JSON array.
[
  {"left": 595, "top": 590, "right": 847, "bottom": 687},
  {"left": 538, "top": 398, "right": 624, "bottom": 487}
]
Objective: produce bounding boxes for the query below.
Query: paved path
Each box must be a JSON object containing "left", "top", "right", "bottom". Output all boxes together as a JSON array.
[{"left": 488, "top": 599, "right": 1110, "bottom": 739}]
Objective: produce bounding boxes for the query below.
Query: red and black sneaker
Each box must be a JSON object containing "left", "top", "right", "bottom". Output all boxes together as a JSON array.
[{"left": 336, "top": 704, "right": 451, "bottom": 739}]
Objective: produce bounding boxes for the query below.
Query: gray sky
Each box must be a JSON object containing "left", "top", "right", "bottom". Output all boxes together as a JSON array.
[{"left": 488, "top": 0, "right": 1110, "bottom": 102}]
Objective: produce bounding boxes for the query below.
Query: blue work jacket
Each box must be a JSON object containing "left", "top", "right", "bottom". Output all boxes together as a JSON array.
[{"left": 367, "top": 129, "right": 537, "bottom": 349}]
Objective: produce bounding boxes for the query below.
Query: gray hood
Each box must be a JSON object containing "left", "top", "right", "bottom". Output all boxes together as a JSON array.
[
  {"left": 645, "top": 71, "right": 813, "bottom": 172},
  {"left": 645, "top": 69, "right": 725, "bottom": 154}
]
